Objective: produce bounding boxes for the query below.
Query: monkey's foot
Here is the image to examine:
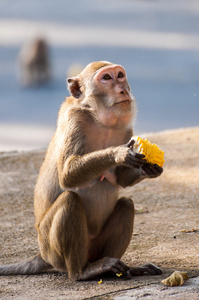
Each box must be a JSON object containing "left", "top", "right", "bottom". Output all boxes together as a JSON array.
[
  {"left": 129, "top": 263, "right": 162, "bottom": 276},
  {"left": 78, "top": 257, "right": 131, "bottom": 280},
  {"left": 78, "top": 260, "right": 162, "bottom": 281}
]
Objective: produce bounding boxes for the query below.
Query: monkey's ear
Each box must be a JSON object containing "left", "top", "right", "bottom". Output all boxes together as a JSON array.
[{"left": 67, "top": 78, "right": 82, "bottom": 99}]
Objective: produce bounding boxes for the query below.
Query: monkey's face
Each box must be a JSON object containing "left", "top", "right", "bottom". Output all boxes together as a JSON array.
[
  {"left": 67, "top": 62, "right": 135, "bottom": 120},
  {"left": 93, "top": 64, "right": 133, "bottom": 112}
]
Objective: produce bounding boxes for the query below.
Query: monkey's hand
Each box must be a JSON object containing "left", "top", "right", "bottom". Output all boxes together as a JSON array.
[
  {"left": 127, "top": 140, "right": 163, "bottom": 178},
  {"left": 114, "top": 145, "right": 146, "bottom": 169},
  {"left": 142, "top": 163, "right": 163, "bottom": 178}
]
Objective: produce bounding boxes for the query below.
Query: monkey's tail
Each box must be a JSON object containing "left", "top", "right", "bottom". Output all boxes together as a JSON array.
[{"left": 0, "top": 253, "right": 53, "bottom": 276}]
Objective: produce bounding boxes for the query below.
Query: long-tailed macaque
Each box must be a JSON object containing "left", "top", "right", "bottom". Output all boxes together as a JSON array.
[
  {"left": 18, "top": 37, "right": 50, "bottom": 87},
  {"left": 0, "top": 61, "right": 163, "bottom": 280}
]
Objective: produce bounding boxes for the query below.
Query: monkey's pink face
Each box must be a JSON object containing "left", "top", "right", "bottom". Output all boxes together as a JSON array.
[{"left": 93, "top": 65, "right": 132, "bottom": 110}]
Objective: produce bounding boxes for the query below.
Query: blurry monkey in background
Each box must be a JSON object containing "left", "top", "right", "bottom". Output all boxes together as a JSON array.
[{"left": 18, "top": 37, "right": 50, "bottom": 87}]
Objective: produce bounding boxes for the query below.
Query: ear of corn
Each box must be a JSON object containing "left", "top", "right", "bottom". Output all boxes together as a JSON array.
[{"left": 132, "top": 136, "right": 165, "bottom": 167}]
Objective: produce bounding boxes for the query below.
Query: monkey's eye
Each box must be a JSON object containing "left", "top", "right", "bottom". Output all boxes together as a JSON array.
[
  {"left": 103, "top": 74, "right": 112, "bottom": 80},
  {"left": 118, "top": 71, "right": 124, "bottom": 78}
]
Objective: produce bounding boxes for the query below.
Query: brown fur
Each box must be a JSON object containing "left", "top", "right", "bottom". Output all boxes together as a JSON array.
[{"left": 0, "top": 61, "right": 163, "bottom": 280}]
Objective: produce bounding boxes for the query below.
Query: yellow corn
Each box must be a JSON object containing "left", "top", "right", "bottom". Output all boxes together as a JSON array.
[{"left": 132, "top": 136, "right": 165, "bottom": 167}]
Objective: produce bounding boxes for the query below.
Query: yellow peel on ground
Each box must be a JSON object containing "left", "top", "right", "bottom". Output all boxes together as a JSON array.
[{"left": 161, "top": 271, "right": 188, "bottom": 286}]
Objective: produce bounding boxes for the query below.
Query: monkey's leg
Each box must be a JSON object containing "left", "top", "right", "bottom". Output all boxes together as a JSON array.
[
  {"left": 97, "top": 197, "right": 134, "bottom": 258},
  {"left": 80, "top": 197, "right": 161, "bottom": 280},
  {"left": 79, "top": 197, "right": 134, "bottom": 280},
  {"left": 38, "top": 191, "right": 88, "bottom": 280},
  {"left": 99, "top": 197, "right": 161, "bottom": 277}
]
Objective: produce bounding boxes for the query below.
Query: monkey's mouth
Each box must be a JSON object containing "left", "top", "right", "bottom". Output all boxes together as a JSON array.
[{"left": 115, "top": 99, "right": 131, "bottom": 106}]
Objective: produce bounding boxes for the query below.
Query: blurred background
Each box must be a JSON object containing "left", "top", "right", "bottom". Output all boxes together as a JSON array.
[{"left": 0, "top": 0, "right": 199, "bottom": 151}]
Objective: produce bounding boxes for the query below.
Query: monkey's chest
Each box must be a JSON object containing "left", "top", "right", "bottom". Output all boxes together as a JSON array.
[
  {"left": 84, "top": 124, "right": 127, "bottom": 153},
  {"left": 73, "top": 179, "right": 119, "bottom": 238}
]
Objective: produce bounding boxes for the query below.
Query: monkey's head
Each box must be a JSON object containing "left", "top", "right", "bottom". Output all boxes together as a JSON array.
[{"left": 67, "top": 61, "right": 136, "bottom": 125}]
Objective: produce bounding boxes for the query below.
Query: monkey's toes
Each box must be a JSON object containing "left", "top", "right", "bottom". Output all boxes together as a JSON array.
[{"left": 142, "top": 263, "right": 162, "bottom": 275}]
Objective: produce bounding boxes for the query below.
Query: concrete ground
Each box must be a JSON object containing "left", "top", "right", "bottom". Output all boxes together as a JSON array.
[{"left": 0, "top": 127, "right": 199, "bottom": 299}]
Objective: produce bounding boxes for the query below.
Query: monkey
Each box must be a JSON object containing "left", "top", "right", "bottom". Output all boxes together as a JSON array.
[
  {"left": 0, "top": 61, "right": 163, "bottom": 280},
  {"left": 18, "top": 37, "right": 50, "bottom": 87}
]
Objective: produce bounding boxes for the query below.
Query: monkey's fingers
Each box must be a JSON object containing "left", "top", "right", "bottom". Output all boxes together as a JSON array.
[
  {"left": 125, "top": 159, "right": 144, "bottom": 168},
  {"left": 107, "top": 258, "right": 128, "bottom": 272},
  {"left": 134, "top": 152, "right": 146, "bottom": 160},
  {"left": 111, "top": 261, "right": 131, "bottom": 279},
  {"left": 142, "top": 164, "right": 155, "bottom": 176},
  {"left": 101, "top": 257, "right": 129, "bottom": 274},
  {"left": 141, "top": 263, "right": 162, "bottom": 275},
  {"left": 116, "top": 260, "right": 130, "bottom": 274},
  {"left": 127, "top": 139, "right": 135, "bottom": 148},
  {"left": 129, "top": 267, "right": 145, "bottom": 276},
  {"left": 129, "top": 263, "right": 162, "bottom": 276},
  {"left": 154, "top": 164, "right": 163, "bottom": 174},
  {"left": 127, "top": 151, "right": 146, "bottom": 168},
  {"left": 142, "top": 163, "right": 161, "bottom": 177}
]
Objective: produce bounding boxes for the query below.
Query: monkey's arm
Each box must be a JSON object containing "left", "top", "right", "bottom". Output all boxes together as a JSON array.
[
  {"left": 116, "top": 164, "right": 163, "bottom": 188},
  {"left": 57, "top": 145, "right": 146, "bottom": 189},
  {"left": 116, "top": 166, "right": 145, "bottom": 187}
]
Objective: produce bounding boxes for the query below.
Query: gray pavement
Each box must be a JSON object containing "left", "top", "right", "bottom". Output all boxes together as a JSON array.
[{"left": 114, "top": 276, "right": 199, "bottom": 299}]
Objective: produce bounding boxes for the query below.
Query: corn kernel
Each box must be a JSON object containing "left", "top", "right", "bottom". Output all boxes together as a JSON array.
[{"left": 132, "top": 136, "right": 165, "bottom": 167}]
